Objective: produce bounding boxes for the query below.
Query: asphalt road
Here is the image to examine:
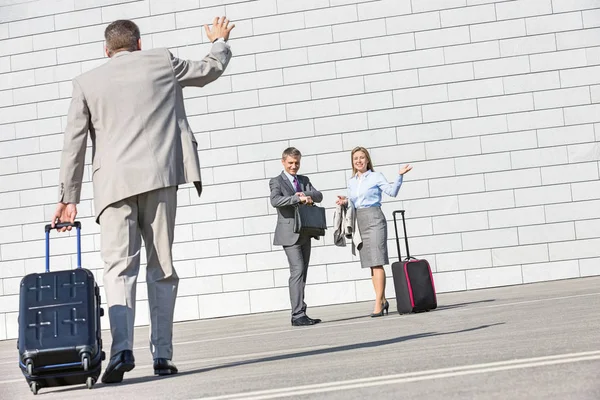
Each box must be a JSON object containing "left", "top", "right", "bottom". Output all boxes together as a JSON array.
[{"left": 1, "top": 276, "right": 599, "bottom": 399}]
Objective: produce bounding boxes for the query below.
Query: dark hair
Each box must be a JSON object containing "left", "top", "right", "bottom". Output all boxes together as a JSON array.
[
  {"left": 104, "top": 20, "right": 140, "bottom": 56},
  {"left": 282, "top": 147, "right": 302, "bottom": 159}
]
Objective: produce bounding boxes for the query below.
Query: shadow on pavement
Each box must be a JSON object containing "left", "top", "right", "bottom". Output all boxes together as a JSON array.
[
  {"left": 322, "top": 315, "right": 371, "bottom": 323},
  {"left": 322, "top": 299, "right": 497, "bottom": 322},
  {"left": 435, "top": 299, "right": 496, "bottom": 311},
  {"left": 59, "top": 322, "right": 504, "bottom": 392}
]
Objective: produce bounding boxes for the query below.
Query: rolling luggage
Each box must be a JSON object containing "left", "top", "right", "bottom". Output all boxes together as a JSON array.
[
  {"left": 18, "top": 221, "right": 105, "bottom": 395},
  {"left": 391, "top": 210, "right": 437, "bottom": 314}
]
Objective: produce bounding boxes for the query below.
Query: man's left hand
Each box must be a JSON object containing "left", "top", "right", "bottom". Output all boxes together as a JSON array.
[
  {"left": 51, "top": 202, "right": 78, "bottom": 232},
  {"left": 205, "top": 16, "right": 235, "bottom": 42}
]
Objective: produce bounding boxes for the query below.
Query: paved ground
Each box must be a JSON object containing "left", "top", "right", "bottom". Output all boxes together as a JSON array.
[{"left": 1, "top": 276, "right": 599, "bottom": 399}]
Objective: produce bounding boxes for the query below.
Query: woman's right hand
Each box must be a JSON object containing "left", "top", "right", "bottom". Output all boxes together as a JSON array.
[{"left": 336, "top": 196, "right": 348, "bottom": 206}]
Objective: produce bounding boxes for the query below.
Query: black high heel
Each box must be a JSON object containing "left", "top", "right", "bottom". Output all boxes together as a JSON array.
[{"left": 370, "top": 300, "right": 390, "bottom": 318}]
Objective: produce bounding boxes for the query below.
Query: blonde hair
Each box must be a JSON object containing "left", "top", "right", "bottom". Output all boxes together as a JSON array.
[{"left": 351, "top": 146, "right": 375, "bottom": 177}]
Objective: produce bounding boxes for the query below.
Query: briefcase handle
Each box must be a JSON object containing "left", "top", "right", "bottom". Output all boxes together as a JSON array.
[
  {"left": 44, "top": 221, "right": 82, "bottom": 272},
  {"left": 297, "top": 203, "right": 317, "bottom": 207}
]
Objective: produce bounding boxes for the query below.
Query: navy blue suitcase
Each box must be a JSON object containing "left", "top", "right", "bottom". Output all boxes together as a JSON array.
[{"left": 17, "top": 221, "right": 105, "bottom": 395}]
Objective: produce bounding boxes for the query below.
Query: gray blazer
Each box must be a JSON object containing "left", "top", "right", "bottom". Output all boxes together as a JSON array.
[
  {"left": 58, "top": 42, "right": 232, "bottom": 222},
  {"left": 269, "top": 172, "right": 323, "bottom": 246},
  {"left": 333, "top": 202, "right": 362, "bottom": 255}
]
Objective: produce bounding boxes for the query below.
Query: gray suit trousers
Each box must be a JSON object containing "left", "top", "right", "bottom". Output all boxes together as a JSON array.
[
  {"left": 283, "top": 234, "right": 312, "bottom": 320},
  {"left": 99, "top": 186, "right": 179, "bottom": 360}
]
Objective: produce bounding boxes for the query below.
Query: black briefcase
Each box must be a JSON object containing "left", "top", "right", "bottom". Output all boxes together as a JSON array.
[
  {"left": 293, "top": 204, "right": 327, "bottom": 237},
  {"left": 18, "top": 222, "right": 105, "bottom": 395}
]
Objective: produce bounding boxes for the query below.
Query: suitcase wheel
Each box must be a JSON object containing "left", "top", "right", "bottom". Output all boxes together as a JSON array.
[
  {"left": 30, "top": 381, "right": 39, "bottom": 395},
  {"left": 86, "top": 377, "right": 95, "bottom": 390},
  {"left": 81, "top": 353, "right": 90, "bottom": 371},
  {"left": 26, "top": 360, "right": 34, "bottom": 376}
]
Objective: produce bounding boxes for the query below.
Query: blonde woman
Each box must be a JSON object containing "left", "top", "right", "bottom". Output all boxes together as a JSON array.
[{"left": 336, "top": 147, "right": 412, "bottom": 317}]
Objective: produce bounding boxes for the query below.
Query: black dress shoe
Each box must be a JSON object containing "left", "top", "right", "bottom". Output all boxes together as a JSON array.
[
  {"left": 306, "top": 316, "right": 322, "bottom": 324},
  {"left": 154, "top": 358, "right": 178, "bottom": 376},
  {"left": 101, "top": 350, "right": 135, "bottom": 384},
  {"left": 291, "top": 316, "right": 315, "bottom": 326}
]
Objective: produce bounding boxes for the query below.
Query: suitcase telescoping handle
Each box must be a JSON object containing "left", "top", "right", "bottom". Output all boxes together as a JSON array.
[
  {"left": 392, "top": 210, "right": 414, "bottom": 262},
  {"left": 44, "top": 221, "right": 81, "bottom": 273}
]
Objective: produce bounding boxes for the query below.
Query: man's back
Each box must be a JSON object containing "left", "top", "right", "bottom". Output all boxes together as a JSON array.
[
  {"left": 77, "top": 48, "right": 179, "bottom": 174},
  {"left": 74, "top": 48, "right": 182, "bottom": 216},
  {"left": 61, "top": 44, "right": 230, "bottom": 219}
]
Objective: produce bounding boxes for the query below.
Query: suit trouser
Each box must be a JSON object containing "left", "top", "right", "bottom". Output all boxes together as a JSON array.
[
  {"left": 99, "top": 186, "right": 178, "bottom": 360},
  {"left": 283, "top": 234, "right": 312, "bottom": 320}
]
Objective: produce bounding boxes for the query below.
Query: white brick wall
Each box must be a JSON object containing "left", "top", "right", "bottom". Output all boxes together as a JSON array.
[{"left": 1, "top": 0, "right": 599, "bottom": 340}]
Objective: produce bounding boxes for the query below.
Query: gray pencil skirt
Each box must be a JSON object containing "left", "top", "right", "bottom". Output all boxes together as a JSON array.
[{"left": 356, "top": 206, "right": 389, "bottom": 268}]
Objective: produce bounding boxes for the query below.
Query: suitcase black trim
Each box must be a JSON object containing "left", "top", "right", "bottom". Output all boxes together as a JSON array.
[{"left": 392, "top": 210, "right": 437, "bottom": 314}]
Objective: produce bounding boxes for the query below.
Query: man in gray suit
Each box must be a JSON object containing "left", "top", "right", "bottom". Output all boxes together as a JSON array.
[
  {"left": 269, "top": 147, "right": 323, "bottom": 326},
  {"left": 50, "top": 17, "right": 234, "bottom": 383}
]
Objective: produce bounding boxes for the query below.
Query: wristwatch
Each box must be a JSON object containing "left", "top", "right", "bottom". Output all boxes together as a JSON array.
[{"left": 212, "top": 37, "right": 226, "bottom": 44}]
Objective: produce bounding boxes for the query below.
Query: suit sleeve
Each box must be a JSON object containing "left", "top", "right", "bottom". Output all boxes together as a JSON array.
[
  {"left": 170, "top": 41, "right": 232, "bottom": 88},
  {"left": 269, "top": 178, "right": 300, "bottom": 208},
  {"left": 303, "top": 177, "right": 323, "bottom": 203},
  {"left": 58, "top": 79, "right": 90, "bottom": 204}
]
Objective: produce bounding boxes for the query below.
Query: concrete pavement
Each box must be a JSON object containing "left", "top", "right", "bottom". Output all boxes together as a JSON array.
[{"left": 0, "top": 276, "right": 599, "bottom": 399}]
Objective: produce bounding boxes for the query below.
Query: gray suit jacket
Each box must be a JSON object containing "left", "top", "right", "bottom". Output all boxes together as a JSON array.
[
  {"left": 269, "top": 172, "right": 323, "bottom": 246},
  {"left": 333, "top": 202, "right": 362, "bottom": 255},
  {"left": 58, "top": 42, "right": 232, "bottom": 222}
]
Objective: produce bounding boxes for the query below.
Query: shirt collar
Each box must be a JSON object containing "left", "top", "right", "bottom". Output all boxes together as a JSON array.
[
  {"left": 283, "top": 170, "right": 297, "bottom": 182},
  {"left": 112, "top": 50, "right": 132, "bottom": 59},
  {"left": 354, "top": 169, "right": 372, "bottom": 179}
]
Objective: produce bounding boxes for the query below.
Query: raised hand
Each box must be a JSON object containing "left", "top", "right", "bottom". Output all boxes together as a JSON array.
[
  {"left": 399, "top": 164, "right": 413, "bottom": 175},
  {"left": 204, "top": 16, "right": 235, "bottom": 42}
]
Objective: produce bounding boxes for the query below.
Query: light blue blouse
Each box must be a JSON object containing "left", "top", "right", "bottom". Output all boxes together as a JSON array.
[{"left": 347, "top": 170, "right": 403, "bottom": 209}]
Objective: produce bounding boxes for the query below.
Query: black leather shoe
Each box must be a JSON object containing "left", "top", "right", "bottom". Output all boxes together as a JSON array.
[
  {"left": 292, "top": 315, "right": 315, "bottom": 326},
  {"left": 291, "top": 316, "right": 315, "bottom": 326},
  {"left": 154, "top": 358, "right": 178, "bottom": 376},
  {"left": 306, "top": 316, "right": 322, "bottom": 324},
  {"left": 101, "top": 350, "right": 135, "bottom": 384}
]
